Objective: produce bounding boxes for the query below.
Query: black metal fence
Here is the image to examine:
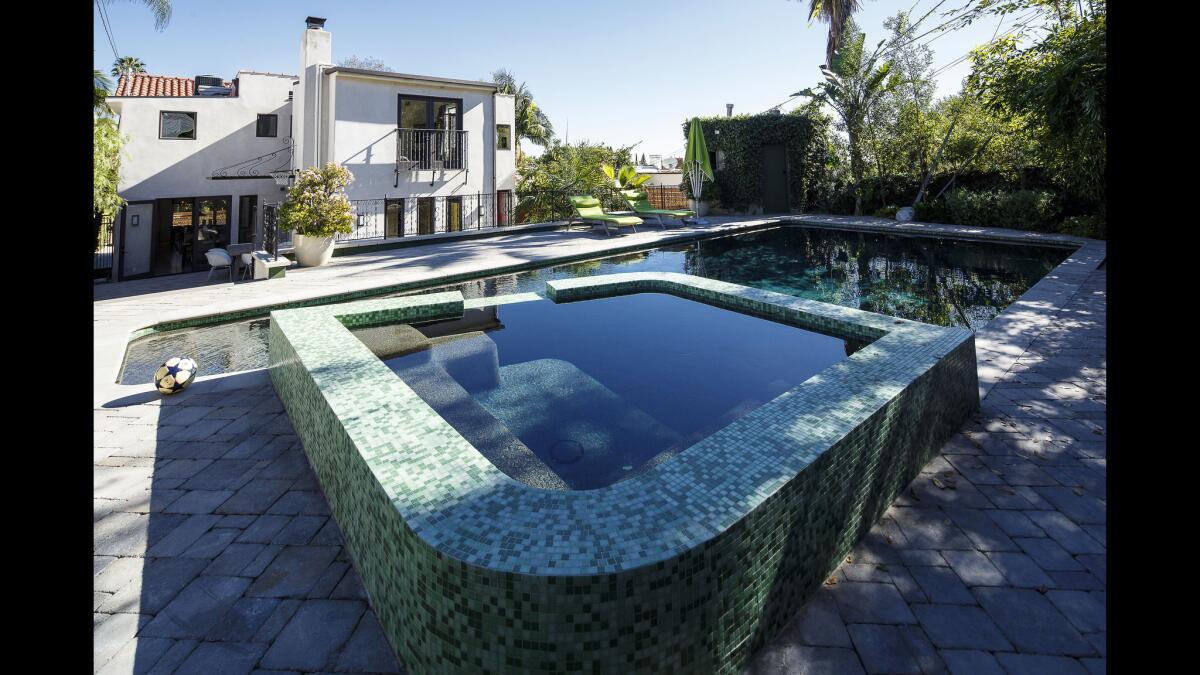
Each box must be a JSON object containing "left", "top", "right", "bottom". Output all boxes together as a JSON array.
[
  {"left": 397, "top": 128, "right": 467, "bottom": 171},
  {"left": 94, "top": 213, "right": 114, "bottom": 279},
  {"left": 265, "top": 185, "right": 690, "bottom": 251}
]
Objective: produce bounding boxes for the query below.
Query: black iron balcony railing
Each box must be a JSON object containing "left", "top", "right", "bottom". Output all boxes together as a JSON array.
[{"left": 396, "top": 128, "right": 467, "bottom": 171}]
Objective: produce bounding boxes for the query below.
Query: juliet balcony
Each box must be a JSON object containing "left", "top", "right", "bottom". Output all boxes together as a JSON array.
[{"left": 396, "top": 128, "right": 467, "bottom": 172}]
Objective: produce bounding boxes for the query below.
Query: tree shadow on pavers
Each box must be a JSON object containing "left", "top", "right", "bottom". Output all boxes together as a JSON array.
[
  {"left": 737, "top": 364, "right": 976, "bottom": 671},
  {"left": 94, "top": 371, "right": 404, "bottom": 674}
]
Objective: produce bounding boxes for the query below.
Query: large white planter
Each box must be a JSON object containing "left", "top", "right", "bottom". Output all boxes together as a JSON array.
[{"left": 293, "top": 234, "right": 335, "bottom": 267}]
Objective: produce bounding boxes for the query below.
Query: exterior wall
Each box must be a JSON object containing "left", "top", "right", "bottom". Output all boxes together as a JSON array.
[
  {"left": 111, "top": 71, "right": 296, "bottom": 266},
  {"left": 493, "top": 93, "right": 516, "bottom": 191},
  {"left": 643, "top": 170, "right": 683, "bottom": 187},
  {"left": 328, "top": 74, "right": 497, "bottom": 201}
]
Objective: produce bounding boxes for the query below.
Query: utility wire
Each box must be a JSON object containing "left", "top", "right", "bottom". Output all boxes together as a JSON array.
[{"left": 96, "top": 0, "right": 120, "bottom": 60}]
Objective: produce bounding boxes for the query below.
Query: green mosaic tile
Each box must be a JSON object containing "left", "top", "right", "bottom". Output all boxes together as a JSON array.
[{"left": 269, "top": 272, "right": 978, "bottom": 674}]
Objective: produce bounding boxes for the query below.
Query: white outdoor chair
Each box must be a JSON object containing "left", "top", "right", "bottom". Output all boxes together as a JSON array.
[{"left": 205, "top": 248, "right": 233, "bottom": 281}]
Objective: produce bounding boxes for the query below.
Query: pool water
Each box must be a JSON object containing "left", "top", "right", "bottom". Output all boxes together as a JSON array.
[
  {"left": 118, "top": 225, "right": 1071, "bottom": 384},
  {"left": 362, "top": 294, "right": 854, "bottom": 490}
]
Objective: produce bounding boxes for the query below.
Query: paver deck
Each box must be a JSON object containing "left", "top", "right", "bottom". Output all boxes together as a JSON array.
[{"left": 95, "top": 216, "right": 1105, "bottom": 674}]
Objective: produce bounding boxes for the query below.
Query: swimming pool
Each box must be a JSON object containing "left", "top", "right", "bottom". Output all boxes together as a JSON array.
[
  {"left": 118, "top": 224, "right": 1071, "bottom": 384},
  {"left": 366, "top": 293, "right": 859, "bottom": 489},
  {"left": 269, "top": 272, "right": 979, "bottom": 673}
]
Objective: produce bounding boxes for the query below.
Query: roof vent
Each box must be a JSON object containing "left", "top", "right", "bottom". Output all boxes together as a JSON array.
[{"left": 306, "top": 16, "right": 326, "bottom": 29}]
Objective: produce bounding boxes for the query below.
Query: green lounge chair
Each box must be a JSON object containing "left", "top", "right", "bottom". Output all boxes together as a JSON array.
[
  {"left": 568, "top": 195, "right": 642, "bottom": 236},
  {"left": 619, "top": 189, "right": 695, "bottom": 229}
]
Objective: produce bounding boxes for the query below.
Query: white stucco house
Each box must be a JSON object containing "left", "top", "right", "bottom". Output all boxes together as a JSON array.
[{"left": 106, "top": 16, "right": 516, "bottom": 280}]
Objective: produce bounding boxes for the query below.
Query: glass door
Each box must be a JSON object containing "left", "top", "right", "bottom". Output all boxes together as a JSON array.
[{"left": 385, "top": 198, "right": 404, "bottom": 237}]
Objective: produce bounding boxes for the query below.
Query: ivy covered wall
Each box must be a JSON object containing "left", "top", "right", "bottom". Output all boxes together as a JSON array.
[{"left": 680, "top": 111, "right": 834, "bottom": 213}]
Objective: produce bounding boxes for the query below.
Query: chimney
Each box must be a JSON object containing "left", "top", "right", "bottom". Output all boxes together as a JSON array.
[
  {"left": 726, "top": 103, "right": 734, "bottom": 117},
  {"left": 295, "top": 17, "right": 332, "bottom": 170}
]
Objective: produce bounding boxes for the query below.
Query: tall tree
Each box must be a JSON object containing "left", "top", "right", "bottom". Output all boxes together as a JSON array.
[
  {"left": 100, "top": 1, "right": 173, "bottom": 30},
  {"left": 806, "top": 0, "right": 864, "bottom": 68},
  {"left": 94, "top": 69, "right": 113, "bottom": 113},
  {"left": 797, "top": 21, "right": 907, "bottom": 215},
  {"left": 492, "top": 69, "right": 554, "bottom": 160},
  {"left": 337, "top": 55, "right": 394, "bottom": 72},
  {"left": 111, "top": 56, "right": 146, "bottom": 78}
]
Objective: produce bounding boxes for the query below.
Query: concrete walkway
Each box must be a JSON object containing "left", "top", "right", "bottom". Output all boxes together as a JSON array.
[{"left": 95, "top": 216, "right": 1105, "bottom": 674}]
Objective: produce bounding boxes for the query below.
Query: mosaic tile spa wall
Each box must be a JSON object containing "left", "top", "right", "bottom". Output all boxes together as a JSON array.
[{"left": 269, "top": 273, "right": 979, "bottom": 674}]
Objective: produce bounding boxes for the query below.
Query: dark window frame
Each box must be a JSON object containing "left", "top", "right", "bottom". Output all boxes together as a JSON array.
[
  {"left": 396, "top": 94, "right": 464, "bottom": 131},
  {"left": 159, "top": 111, "right": 198, "bottom": 140},
  {"left": 256, "top": 114, "right": 278, "bottom": 138}
]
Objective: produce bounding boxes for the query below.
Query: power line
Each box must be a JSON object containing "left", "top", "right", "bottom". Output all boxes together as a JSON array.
[{"left": 96, "top": 0, "right": 120, "bottom": 61}]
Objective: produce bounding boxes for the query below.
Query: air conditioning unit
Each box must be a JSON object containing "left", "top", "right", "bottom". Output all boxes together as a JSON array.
[{"left": 195, "top": 75, "right": 224, "bottom": 88}]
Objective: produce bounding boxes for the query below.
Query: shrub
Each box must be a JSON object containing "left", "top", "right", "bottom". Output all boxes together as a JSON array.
[
  {"left": 279, "top": 163, "right": 355, "bottom": 238},
  {"left": 940, "top": 188, "right": 1059, "bottom": 230},
  {"left": 1057, "top": 214, "right": 1105, "bottom": 239},
  {"left": 873, "top": 205, "right": 899, "bottom": 219}
]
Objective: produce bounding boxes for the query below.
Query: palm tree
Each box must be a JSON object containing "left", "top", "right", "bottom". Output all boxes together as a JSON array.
[
  {"left": 94, "top": 69, "right": 113, "bottom": 114},
  {"left": 492, "top": 69, "right": 554, "bottom": 160},
  {"left": 807, "top": 0, "right": 863, "bottom": 68},
  {"left": 100, "top": 0, "right": 173, "bottom": 30},
  {"left": 797, "top": 22, "right": 907, "bottom": 215},
  {"left": 111, "top": 56, "right": 146, "bottom": 78}
]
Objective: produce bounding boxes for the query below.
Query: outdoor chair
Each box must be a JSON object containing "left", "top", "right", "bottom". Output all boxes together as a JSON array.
[
  {"left": 619, "top": 189, "right": 695, "bottom": 230},
  {"left": 567, "top": 195, "right": 642, "bottom": 236},
  {"left": 205, "top": 248, "right": 233, "bottom": 282}
]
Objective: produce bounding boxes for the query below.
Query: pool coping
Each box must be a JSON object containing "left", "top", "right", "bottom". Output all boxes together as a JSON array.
[
  {"left": 95, "top": 215, "right": 1104, "bottom": 408},
  {"left": 268, "top": 272, "right": 976, "bottom": 575}
]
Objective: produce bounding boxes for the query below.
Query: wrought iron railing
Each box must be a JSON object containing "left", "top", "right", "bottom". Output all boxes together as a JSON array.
[
  {"left": 261, "top": 186, "right": 689, "bottom": 252},
  {"left": 94, "top": 213, "right": 114, "bottom": 278},
  {"left": 396, "top": 128, "right": 467, "bottom": 171}
]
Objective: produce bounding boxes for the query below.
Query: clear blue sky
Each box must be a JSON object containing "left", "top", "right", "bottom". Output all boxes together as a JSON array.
[{"left": 95, "top": 0, "right": 1011, "bottom": 161}]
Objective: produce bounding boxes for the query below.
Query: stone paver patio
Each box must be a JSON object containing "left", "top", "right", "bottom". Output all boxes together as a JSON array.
[{"left": 95, "top": 217, "right": 1105, "bottom": 673}]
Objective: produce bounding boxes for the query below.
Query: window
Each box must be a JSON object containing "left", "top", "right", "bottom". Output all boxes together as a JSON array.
[
  {"left": 497, "top": 124, "right": 511, "bottom": 151},
  {"left": 256, "top": 114, "right": 278, "bottom": 137},
  {"left": 160, "top": 111, "right": 197, "bottom": 139},
  {"left": 397, "top": 95, "right": 463, "bottom": 130}
]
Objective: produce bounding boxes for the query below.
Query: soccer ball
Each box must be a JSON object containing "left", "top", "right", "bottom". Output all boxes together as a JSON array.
[{"left": 154, "top": 356, "right": 198, "bottom": 395}]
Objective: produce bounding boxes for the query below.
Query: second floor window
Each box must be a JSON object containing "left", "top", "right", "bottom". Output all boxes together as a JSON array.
[
  {"left": 497, "top": 124, "right": 511, "bottom": 150},
  {"left": 160, "top": 111, "right": 197, "bottom": 140},
  {"left": 256, "top": 114, "right": 278, "bottom": 138}
]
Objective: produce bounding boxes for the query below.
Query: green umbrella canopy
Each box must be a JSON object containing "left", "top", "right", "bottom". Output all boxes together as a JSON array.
[{"left": 684, "top": 118, "right": 714, "bottom": 181}]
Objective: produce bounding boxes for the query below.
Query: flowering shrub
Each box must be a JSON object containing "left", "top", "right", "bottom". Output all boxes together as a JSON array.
[{"left": 279, "top": 163, "right": 354, "bottom": 238}]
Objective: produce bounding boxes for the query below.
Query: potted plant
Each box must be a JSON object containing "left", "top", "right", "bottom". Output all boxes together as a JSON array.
[{"left": 279, "top": 163, "right": 354, "bottom": 267}]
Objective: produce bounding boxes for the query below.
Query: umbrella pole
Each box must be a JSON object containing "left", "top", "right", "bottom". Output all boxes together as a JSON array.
[{"left": 689, "top": 162, "right": 708, "bottom": 225}]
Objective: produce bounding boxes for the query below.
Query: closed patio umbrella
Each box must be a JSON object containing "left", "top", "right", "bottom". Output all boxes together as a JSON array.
[{"left": 684, "top": 117, "right": 714, "bottom": 224}]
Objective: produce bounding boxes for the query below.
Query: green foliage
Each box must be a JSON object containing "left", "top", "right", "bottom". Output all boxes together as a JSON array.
[
  {"left": 1057, "top": 214, "right": 1105, "bottom": 239},
  {"left": 601, "top": 164, "right": 651, "bottom": 189},
  {"left": 279, "top": 164, "right": 355, "bottom": 238},
  {"left": 678, "top": 110, "right": 832, "bottom": 212},
  {"left": 923, "top": 188, "right": 1060, "bottom": 230},
  {"left": 872, "top": 205, "right": 899, "bottom": 219},
  {"left": 93, "top": 116, "right": 125, "bottom": 218},
  {"left": 967, "top": 4, "right": 1105, "bottom": 221},
  {"left": 111, "top": 56, "right": 146, "bottom": 77},
  {"left": 94, "top": 69, "right": 112, "bottom": 114},
  {"left": 493, "top": 69, "right": 554, "bottom": 158},
  {"left": 797, "top": 21, "right": 910, "bottom": 214},
  {"left": 515, "top": 141, "right": 633, "bottom": 222}
]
